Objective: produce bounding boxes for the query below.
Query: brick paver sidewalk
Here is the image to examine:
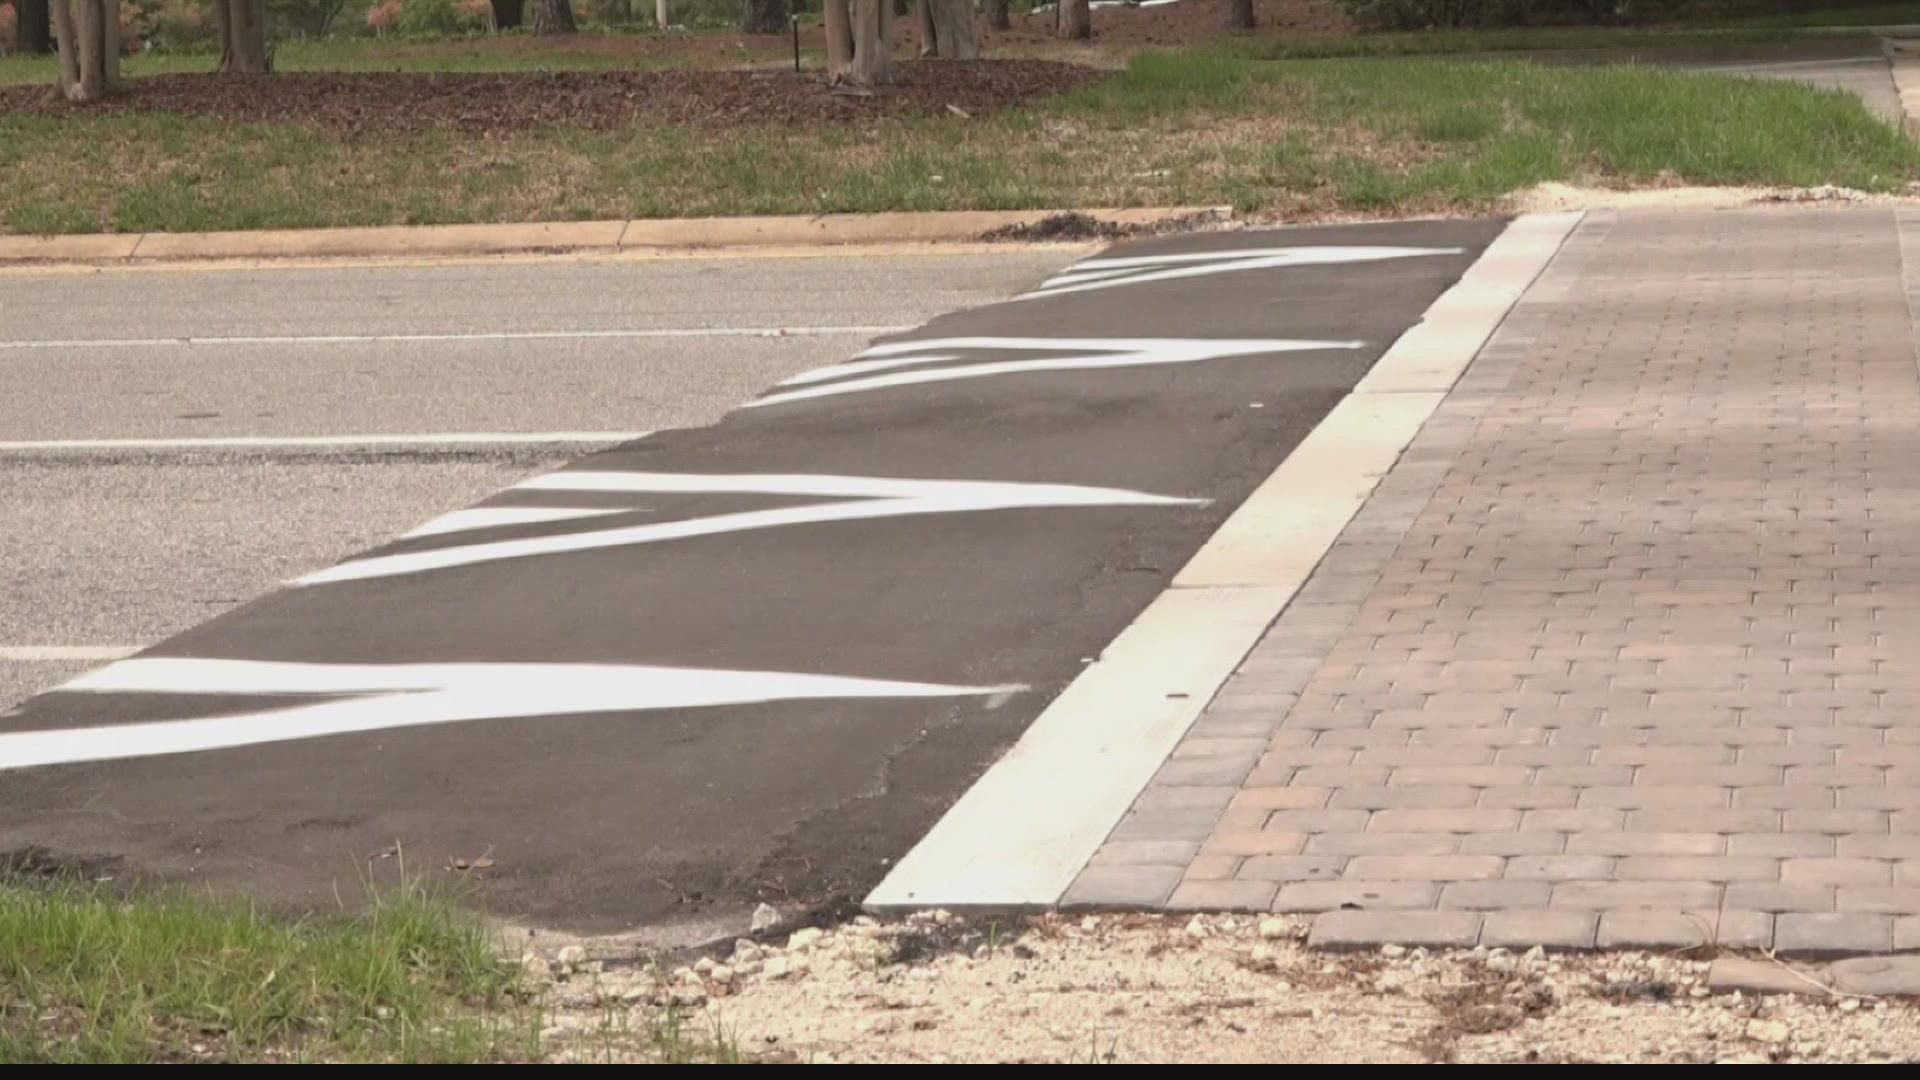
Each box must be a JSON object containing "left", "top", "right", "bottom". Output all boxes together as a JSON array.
[{"left": 1069, "top": 206, "right": 1920, "bottom": 955}]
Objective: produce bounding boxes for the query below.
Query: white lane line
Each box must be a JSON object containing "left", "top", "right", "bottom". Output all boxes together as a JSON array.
[
  {"left": 748, "top": 337, "right": 1362, "bottom": 410},
  {"left": 0, "top": 325, "right": 910, "bottom": 351},
  {"left": 779, "top": 354, "right": 961, "bottom": 386},
  {"left": 302, "top": 473, "right": 1204, "bottom": 586},
  {"left": 0, "top": 432, "right": 652, "bottom": 452},
  {"left": 865, "top": 211, "right": 1585, "bottom": 912},
  {"left": 1017, "top": 246, "right": 1463, "bottom": 301},
  {"left": 1, "top": 657, "right": 1025, "bottom": 771},
  {"left": 403, "top": 506, "right": 633, "bottom": 539},
  {"left": 0, "top": 646, "right": 141, "bottom": 662}
]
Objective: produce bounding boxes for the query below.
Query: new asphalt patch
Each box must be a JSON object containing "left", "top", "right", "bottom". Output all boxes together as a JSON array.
[{"left": 0, "top": 219, "right": 1500, "bottom": 933}]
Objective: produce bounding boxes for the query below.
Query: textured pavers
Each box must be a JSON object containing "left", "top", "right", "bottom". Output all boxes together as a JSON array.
[{"left": 1067, "top": 206, "right": 1920, "bottom": 954}]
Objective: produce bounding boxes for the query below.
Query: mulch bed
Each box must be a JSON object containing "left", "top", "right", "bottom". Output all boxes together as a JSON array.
[{"left": 0, "top": 60, "right": 1104, "bottom": 136}]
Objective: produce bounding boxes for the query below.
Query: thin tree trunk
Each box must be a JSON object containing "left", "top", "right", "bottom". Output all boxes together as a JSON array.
[
  {"left": 530, "top": 0, "right": 577, "bottom": 34},
  {"left": 18, "top": 0, "right": 53, "bottom": 54},
  {"left": 215, "top": 0, "right": 269, "bottom": 74},
  {"left": 916, "top": 0, "right": 935, "bottom": 58},
  {"left": 490, "top": 0, "right": 523, "bottom": 27},
  {"left": 1225, "top": 0, "right": 1253, "bottom": 30},
  {"left": 655, "top": 0, "right": 667, "bottom": 27},
  {"left": 850, "top": 0, "right": 886, "bottom": 86},
  {"left": 743, "top": 0, "right": 786, "bottom": 34},
  {"left": 1056, "top": 0, "right": 1087, "bottom": 40},
  {"left": 987, "top": 0, "right": 1007, "bottom": 32},
  {"left": 52, "top": 0, "right": 114, "bottom": 102},
  {"left": 826, "top": 0, "right": 887, "bottom": 87},
  {"left": 920, "top": 0, "right": 977, "bottom": 59},
  {"left": 824, "top": 0, "right": 853, "bottom": 77}
]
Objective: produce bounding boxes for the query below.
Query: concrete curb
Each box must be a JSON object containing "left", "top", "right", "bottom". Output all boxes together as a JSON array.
[
  {"left": 1888, "top": 36, "right": 1920, "bottom": 138},
  {"left": 865, "top": 211, "right": 1585, "bottom": 914},
  {"left": 0, "top": 207, "right": 1228, "bottom": 267}
]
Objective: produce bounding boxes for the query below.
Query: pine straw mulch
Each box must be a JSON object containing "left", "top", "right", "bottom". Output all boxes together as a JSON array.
[{"left": 0, "top": 60, "right": 1104, "bottom": 137}]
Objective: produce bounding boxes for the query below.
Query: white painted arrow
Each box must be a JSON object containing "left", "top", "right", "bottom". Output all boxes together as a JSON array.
[
  {"left": 300, "top": 472, "right": 1204, "bottom": 586},
  {"left": 0, "top": 658, "right": 1023, "bottom": 771},
  {"left": 751, "top": 336, "right": 1360, "bottom": 409},
  {"left": 1016, "top": 245, "right": 1463, "bottom": 301}
]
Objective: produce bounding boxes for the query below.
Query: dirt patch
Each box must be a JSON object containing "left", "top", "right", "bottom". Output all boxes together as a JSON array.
[
  {"left": 976, "top": 207, "right": 1230, "bottom": 241},
  {"left": 526, "top": 912, "right": 1920, "bottom": 1063},
  {"left": 0, "top": 60, "right": 1104, "bottom": 136}
]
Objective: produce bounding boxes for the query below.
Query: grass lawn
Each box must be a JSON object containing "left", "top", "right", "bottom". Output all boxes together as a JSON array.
[
  {"left": 0, "top": 46, "right": 1913, "bottom": 234},
  {"left": 0, "top": 881, "right": 536, "bottom": 1063},
  {"left": 1221, "top": 24, "right": 1882, "bottom": 61}
]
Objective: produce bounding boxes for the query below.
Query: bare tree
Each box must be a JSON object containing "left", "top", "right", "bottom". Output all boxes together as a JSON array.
[
  {"left": 987, "top": 0, "right": 1008, "bottom": 31},
  {"left": 1225, "top": 0, "right": 1253, "bottom": 30},
  {"left": 824, "top": 0, "right": 888, "bottom": 88},
  {"left": 213, "top": 0, "right": 270, "bottom": 74},
  {"left": 490, "top": 0, "right": 524, "bottom": 28},
  {"left": 917, "top": 0, "right": 977, "bottom": 59},
  {"left": 18, "top": 0, "right": 53, "bottom": 53},
  {"left": 743, "top": 0, "right": 786, "bottom": 33},
  {"left": 1056, "top": 0, "right": 1088, "bottom": 40},
  {"left": 531, "top": 0, "right": 577, "bottom": 34},
  {"left": 50, "top": 0, "right": 117, "bottom": 102}
]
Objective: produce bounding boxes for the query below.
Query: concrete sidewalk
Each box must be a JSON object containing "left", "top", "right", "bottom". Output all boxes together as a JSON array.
[{"left": 1067, "top": 205, "right": 1920, "bottom": 958}]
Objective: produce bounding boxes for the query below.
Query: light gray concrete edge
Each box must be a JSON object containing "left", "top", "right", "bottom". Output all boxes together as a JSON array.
[{"left": 865, "top": 212, "right": 1585, "bottom": 914}]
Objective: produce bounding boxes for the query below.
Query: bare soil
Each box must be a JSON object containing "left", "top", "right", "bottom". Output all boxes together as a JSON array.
[
  {"left": 528, "top": 912, "right": 1920, "bottom": 1064},
  {"left": 0, "top": 60, "right": 1102, "bottom": 136}
]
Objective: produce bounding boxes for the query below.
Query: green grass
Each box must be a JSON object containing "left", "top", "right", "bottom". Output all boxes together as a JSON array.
[
  {"left": 1, "top": 49, "right": 1914, "bottom": 234},
  {"left": 1221, "top": 24, "right": 1880, "bottom": 61},
  {"left": 0, "top": 881, "right": 538, "bottom": 1063}
]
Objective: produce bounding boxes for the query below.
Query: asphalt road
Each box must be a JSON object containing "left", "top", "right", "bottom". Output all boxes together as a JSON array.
[
  {"left": 0, "top": 249, "right": 1078, "bottom": 712},
  {"left": 0, "top": 221, "right": 1501, "bottom": 938}
]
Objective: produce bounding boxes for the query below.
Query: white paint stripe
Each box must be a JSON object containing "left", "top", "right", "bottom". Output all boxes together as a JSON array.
[
  {"left": 1056, "top": 245, "right": 1454, "bottom": 272},
  {"left": 302, "top": 474, "right": 1203, "bottom": 586},
  {"left": 0, "top": 326, "right": 907, "bottom": 351},
  {"left": 779, "top": 354, "right": 961, "bottom": 386},
  {"left": 1021, "top": 247, "right": 1463, "bottom": 300},
  {"left": 2, "top": 658, "right": 1023, "bottom": 770},
  {"left": 404, "top": 506, "right": 632, "bottom": 539},
  {"left": 0, "top": 646, "right": 141, "bottom": 662},
  {"left": 0, "top": 432, "right": 651, "bottom": 452},
  {"left": 854, "top": 335, "right": 1307, "bottom": 357},
  {"left": 866, "top": 212, "right": 1585, "bottom": 912},
  {"left": 748, "top": 338, "right": 1361, "bottom": 409}
]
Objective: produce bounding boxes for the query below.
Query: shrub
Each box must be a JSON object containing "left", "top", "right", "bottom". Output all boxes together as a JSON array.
[
  {"left": 394, "top": 0, "right": 488, "bottom": 33},
  {"left": 366, "top": 0, "right": 401, "bottom": 29},
  {"left": 138, "top": 0, "right": 219, "bottom": 49}
]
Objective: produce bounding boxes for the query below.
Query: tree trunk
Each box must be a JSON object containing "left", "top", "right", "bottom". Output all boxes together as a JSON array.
[
  {"left": 655, "top": 0, "right": 666, "bottom": 28},
  {"left": 18, "top": 0, "right": 53, "bottom": 54},
  {"left": 1225, "top": 0, "right": 1253, "bottom": 30},
  {"left": 1056, "top": 0, "right": 1087, "bottom": 40},
  {"left": 490, "top": 0, "right": 523, "bottom": 27},
  {"left": 919, "top": 0, "right": 977, "bottom": 59},
  {"left": 915, "top": 0, "right": 935, "bottom": 57},
  {"left": 743, "top": 0, "right": 786, "bottom": 34},
  {"left": 530, "top": 0, "right": 576, "bottom": 34},
  {"left": 51, "top": 0, "right": 115, "bottom": 102},
  {"left": 214, "top": 0, "right": 270, "bottom": 74},
  {"left": 987, "top": 0, "right": 1007, "bottom": 32},
  {"left": 824, "top": 0, "right": 886, "bottom": 87}
]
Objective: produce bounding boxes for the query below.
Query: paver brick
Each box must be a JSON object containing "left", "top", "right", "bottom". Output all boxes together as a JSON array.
[
  {"left": 1089, "top": 208, "right": 1920, "bottom": 951},
  {"left": 1308, "top": 910, "right": 1484, "bottom": 950}
]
